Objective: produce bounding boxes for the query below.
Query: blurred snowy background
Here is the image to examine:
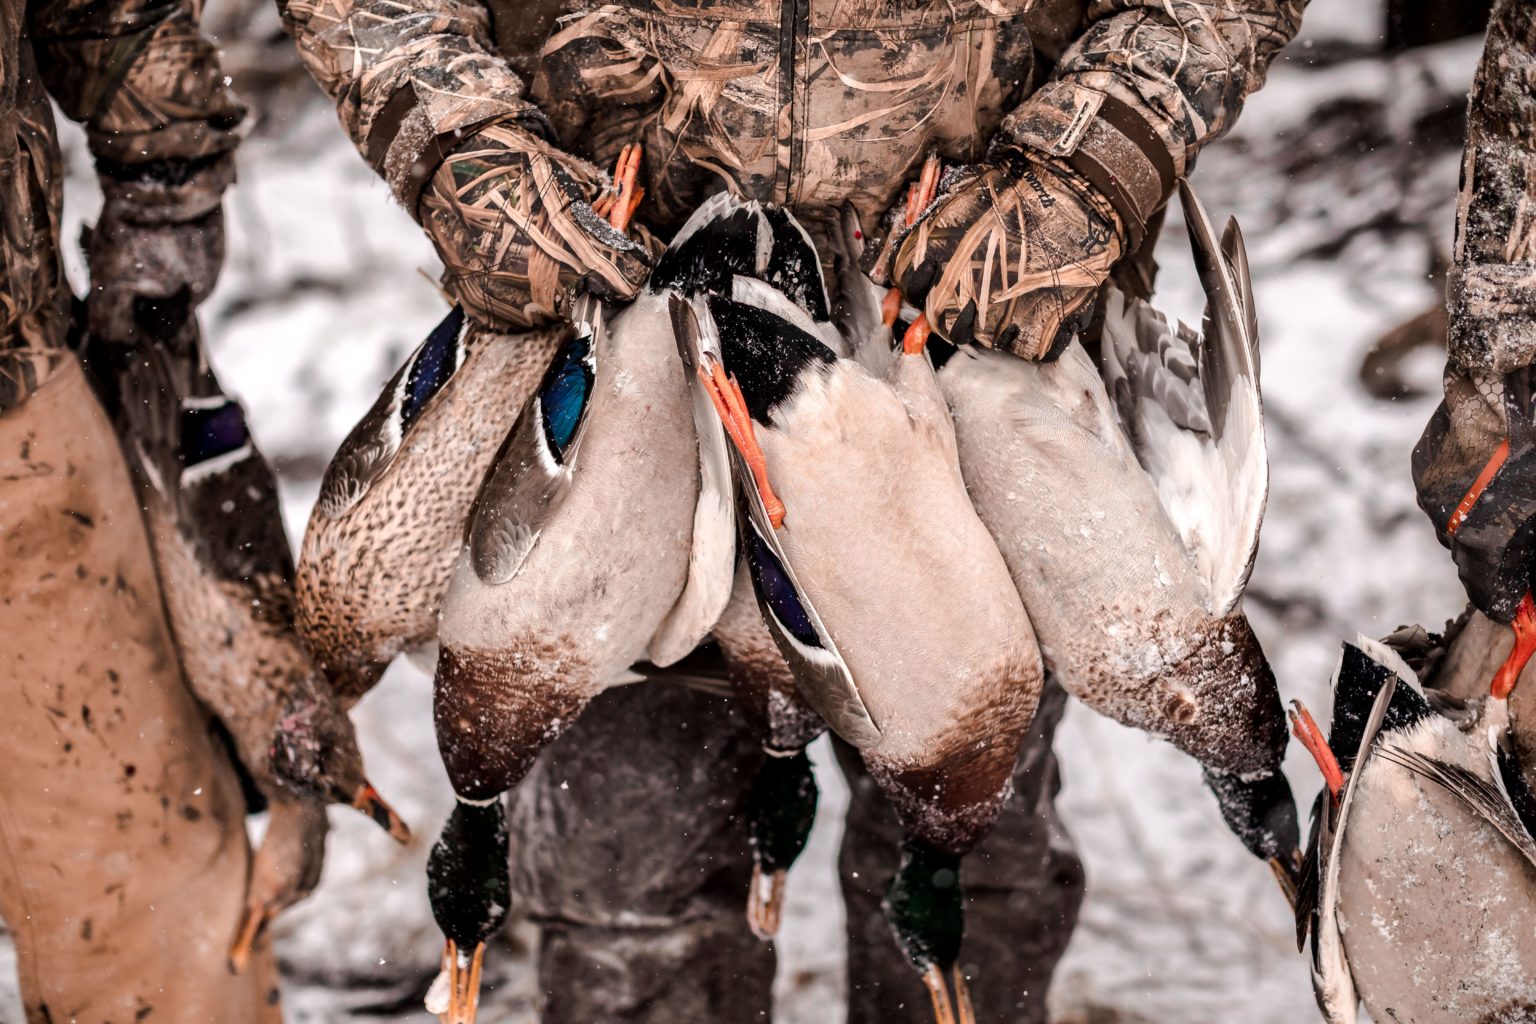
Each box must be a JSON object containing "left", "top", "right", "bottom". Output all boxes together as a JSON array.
[{"left": 0, "top": 0, "right": 1491, "bottom": 1020}]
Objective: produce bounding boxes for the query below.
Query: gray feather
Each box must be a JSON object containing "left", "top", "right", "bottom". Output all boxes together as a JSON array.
[
  {"left": 1375, "top": 746, "right": 1536, "bottom": 870},
  {"left": 469, "top": 305, "right": 600, "bottom": 585}
]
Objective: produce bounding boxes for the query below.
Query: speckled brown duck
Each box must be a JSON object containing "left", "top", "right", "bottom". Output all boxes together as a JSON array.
[
  {"left": 295, "top": 302, "right": 565, "bottom": 703},
  {"left": 674, "top": 192, "right": 1044, "bottom": 1024},
  {"left": 84, "top": 315, "right": 407, "bottom": 968},
  {"left": 927, "top": 180, "right": 1299, "bottom": 891},
  {"left": 1291, "top": 637, "right": 1536, "bottom": 1024}
]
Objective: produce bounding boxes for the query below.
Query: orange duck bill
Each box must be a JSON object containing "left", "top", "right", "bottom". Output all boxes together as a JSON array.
[{"left": 352, "top": 781, "right": 412, "bottom": 844}]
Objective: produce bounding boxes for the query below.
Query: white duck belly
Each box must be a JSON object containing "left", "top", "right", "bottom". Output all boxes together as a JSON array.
[
  {"left": 437, "top": 292, "right": 701, "bottom": 711},
  {"left": 937, "top": 341, "right": 1274, "bottom": 775},
  {"left": 1338, "top": 718, "right": 1536, "bottom": 1024},
  {"left": 763, "top": 361, "right": 1041, "bottom": 772}
]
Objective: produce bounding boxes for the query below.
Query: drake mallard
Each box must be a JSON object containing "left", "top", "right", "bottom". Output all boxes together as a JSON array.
[
  {"left": 927, "top": 180, "right": 1299, "bottom": 892},
  {"left": 1291, "top": 637, "right": 1536, "bottom": 1023},
  {"left": 425, "top": 147, "right": 738, "bottom": 1024},
  {"left": 83, "top": 319, "right": 407, "bottom": 969},
  {"left": 675, "top": 191, "right": 1044, "bottom": 1024}
]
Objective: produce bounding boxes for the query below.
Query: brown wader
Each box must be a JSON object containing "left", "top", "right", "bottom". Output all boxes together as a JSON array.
[
  {"left": 0, "top": 353, "right": 282, "bottom": 1023},
  {"left": 1, "top": 0, "right": 268, "bottom": 1008}
]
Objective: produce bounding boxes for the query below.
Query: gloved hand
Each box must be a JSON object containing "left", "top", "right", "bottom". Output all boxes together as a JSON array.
[
  {"left": 418, "top": 122, "right": 658, "bottom": 330},
  {"left": 875, "top": 147, "right": 1123, "bottom": 359},
  {"left": 86, "top": 154, "right": 234, "bottom": 344},
  {"left": 1414, "top": 366, "right": 1536, "bottom": 624}
]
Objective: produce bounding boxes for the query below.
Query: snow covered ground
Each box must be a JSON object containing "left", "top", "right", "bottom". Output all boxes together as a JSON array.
[{"left": 0, "top": 2, "right": 1488, "bottom": 1020}]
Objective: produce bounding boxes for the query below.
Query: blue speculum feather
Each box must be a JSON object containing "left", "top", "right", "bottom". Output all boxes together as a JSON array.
[
  {"left": 747, "top": 531, "right": 820, "bottom": 647},
  {"left": 540, "top": 331, "right": 594, "bottom": 463},
  {"left": 181, "top": 402, "right": 249, "bottom": 465},
  {"left": 402, "top": 306, "right": 465, "bottom": 431}
]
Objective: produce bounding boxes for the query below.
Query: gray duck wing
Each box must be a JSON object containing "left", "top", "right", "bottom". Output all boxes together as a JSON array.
[
  {"left": 645, "top": 296, "right": 739, "bottom": 667},
  {"left": 469, "top": 304, "right": 600, "bottom": 585},
  {"left": 1100, "top": 181, "right": 1267, "bottom": 616}
]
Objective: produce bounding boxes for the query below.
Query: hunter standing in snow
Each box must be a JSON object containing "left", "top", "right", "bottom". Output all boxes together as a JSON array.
[
  {"left": 0, "top": 0, "right": 290, "bottom": 1019},
  {"left": 279, "top": 1, "right": 1309, "bottom": 1021}
]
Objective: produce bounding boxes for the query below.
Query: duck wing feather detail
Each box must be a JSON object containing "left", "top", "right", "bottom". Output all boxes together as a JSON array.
[
  {"left": 647, "top": 296, "right": 739, "bottom": 666},
  {"left": 1100, "top": 180, "right": 1266, "bottom": 617},
  {"left": 469, "top": 300, "right": 600, "bottom": 585}
]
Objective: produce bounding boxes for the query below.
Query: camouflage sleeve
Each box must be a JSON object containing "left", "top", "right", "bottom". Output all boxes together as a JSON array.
[
  {"left": 1443, "top": 0, "right": 1536, "bottom": 375},
  {"left": 26, "top": 0, "right": 244, "bottom": 171},
  {"left": 1001, "top": 0, "right": 1307, "bottom": 244},
  {"left": 275, "top": 0, "right": 546, "bottom": 211}
]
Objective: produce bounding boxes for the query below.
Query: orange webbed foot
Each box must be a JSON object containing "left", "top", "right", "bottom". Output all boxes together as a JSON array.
[
  {"left": 1289, "top": 700, "right": 1344, "bottom": 801},
  {"left": 698, "top": 362, "right": 786, "bottom": 529},
  {"left": 605, "top": 143, "right": 646, "bottom": 233},
  {"left": 1494, "top": 591, "right": 1536, "bottom": 700},
  {"left": 887, "top": 154, "right": 944, "bottom": 344}
]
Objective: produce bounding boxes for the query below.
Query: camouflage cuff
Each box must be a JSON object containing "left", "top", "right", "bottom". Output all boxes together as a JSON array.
[
  {"left": 369, "top": 88, "right": 550, "bottom": 216},
  {"left": 1446, "top": 262, "right": 1536, "bottom": 374},
  {"left": 361, "top": 61, "right": 546, "bottom": 212},
  {"left": 1000, "top": 81, "right": 1176, "bottom": 253},
  {"left": 96, "top": 152, "right": 236, "bottom": 225},
  {"left": 81, "top": 8, "right": 244, "bottom": 166}
]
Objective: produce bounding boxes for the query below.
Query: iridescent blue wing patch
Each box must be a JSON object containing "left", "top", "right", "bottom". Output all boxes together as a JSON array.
[
  {"left": 471, "top": 305, "right": 602, "bottom": 585},
  {"left": 401, "top": 305, "right": 467, "bottom": 433},
  {"left": 746, "top": 532, "right": 818, "bottom": 647},
  {"left": 538, "top": 330, "right": 595, "bottom": 463},
  {"left": 181, "top": 400, "right": 250, "bottom": 466},
  {"left": 317, "top": 305, "right": 470, "bottom": 518}
]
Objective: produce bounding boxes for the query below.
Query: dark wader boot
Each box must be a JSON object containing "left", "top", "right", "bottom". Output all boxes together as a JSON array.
[
  {"left": 510, "top": 676, "right": 1082, "bottom": 1023},
  {"left": 507, "top": 682, "right": 777, "bottom": 1023}
]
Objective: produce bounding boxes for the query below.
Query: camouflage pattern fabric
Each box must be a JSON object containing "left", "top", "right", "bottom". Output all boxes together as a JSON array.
[
  {"left": 878, "top": 151, "right": 1124, "bottom": 357},
  {"left": 418, "top": 122, "right": 656, "bottom": 328},
  {"left": 4, "top": 0, "right": 243, "bottom": 355},
  {"left": 0, "top": 33, "right": 69, "bottom": 353},
  {"left": 1413, "top": 0, "right": 1536, "bottom": 623},
  {"left": 276, "top": 0, "right": 1305, "bottom": 336}
]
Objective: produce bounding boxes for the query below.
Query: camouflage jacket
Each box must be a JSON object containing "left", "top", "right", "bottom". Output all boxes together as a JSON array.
[
  {"left": 280, "top": 0, "right": 1305, "bottom": 258},
  {"left": 1, "top": 0, "right": 242, "bottom": 353}
]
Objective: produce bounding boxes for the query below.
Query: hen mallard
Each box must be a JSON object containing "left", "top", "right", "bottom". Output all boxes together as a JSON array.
[
  {"left": 83, "top": 317, "right": 406, "bottom": 969},
  {"left": 296, "top": 301, "right": 564, "bottom": 702}
]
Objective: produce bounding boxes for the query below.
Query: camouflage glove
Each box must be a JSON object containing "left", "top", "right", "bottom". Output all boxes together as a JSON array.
[
  {"left": 877, "top": 149, "right": 1123, "bottom": 359},
  {"left": 418, "top": 122, "right": 657, "bottom": 330},
  {"left": 86, "top": 154, "right": 234, "bottom": 344},
  {"left": 1413, "top": 366, "right": 1536, "bottom": 624}
]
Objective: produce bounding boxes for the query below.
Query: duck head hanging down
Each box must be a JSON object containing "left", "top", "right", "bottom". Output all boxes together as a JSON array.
[
  {"left": 672, "top": 190, "right": 1045, "bottom": 1024},
  {"left": 916, "top": 180, "right": 1299, "bottom": 894}
]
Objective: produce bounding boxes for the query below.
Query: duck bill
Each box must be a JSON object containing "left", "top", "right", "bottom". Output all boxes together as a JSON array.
[
  {"left": 227, "top": 901, "right": 270, "bottom": 974},
  {"left": 1267, "top": 853, "right": 1300, "bottom": 911},
  {"left": 428, "top": 939, "right": 485, "bottom": 1024},
  {"left": 352, "top": 782, "right": 412, "bottom": 844},
  {"left": 746, "top": 863, "right": 787, "bottom": 940},
  {"left": 919, "top": 963, "right": 975, "bottom": 1024}
]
